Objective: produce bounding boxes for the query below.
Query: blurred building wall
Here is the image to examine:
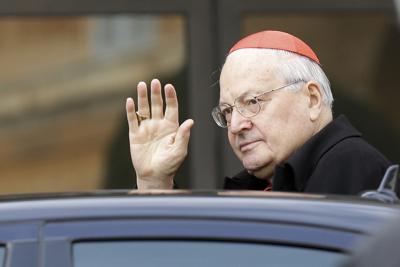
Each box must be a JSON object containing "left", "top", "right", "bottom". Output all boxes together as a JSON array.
[{"left": 0, "top": 16, "right": 185, "bottom": 193}]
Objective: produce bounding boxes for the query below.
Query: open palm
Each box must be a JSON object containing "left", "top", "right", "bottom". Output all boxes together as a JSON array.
[{"left": 126, "top": 79, "right": 193, "bottom": 189}]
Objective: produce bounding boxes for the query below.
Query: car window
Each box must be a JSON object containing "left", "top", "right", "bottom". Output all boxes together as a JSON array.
[{"left": 73, "top": 240, "right": 347, "bottom": 267}]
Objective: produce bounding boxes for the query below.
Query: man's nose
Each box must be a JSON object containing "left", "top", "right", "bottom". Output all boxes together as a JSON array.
[{"left": 229, "top": 108, "right": 252, "bottom": 134}]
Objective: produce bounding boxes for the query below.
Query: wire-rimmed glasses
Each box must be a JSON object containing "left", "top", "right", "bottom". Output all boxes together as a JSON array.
[{"left": 211, "top": 80, "right": 305, "bottom": 128}]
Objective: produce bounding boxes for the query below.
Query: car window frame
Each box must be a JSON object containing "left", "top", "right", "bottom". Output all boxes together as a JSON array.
[{"left": 0, "top": 222, "right": 39, "bottom": 267}]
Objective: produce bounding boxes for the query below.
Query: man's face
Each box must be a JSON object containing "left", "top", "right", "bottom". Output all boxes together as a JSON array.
[{"left": 219, "top": 49, "right": 316, "bottom": 179}]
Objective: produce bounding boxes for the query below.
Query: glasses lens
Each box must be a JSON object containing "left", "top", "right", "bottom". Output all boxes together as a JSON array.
[
  {"left": 211, "top": 106, "right": 228, "bottom": 128},
  {"left": 236, "top": 97, "right": 260, "bottom": 117}
]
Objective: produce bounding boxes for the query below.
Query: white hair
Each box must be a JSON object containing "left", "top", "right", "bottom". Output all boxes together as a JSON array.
[{"left": 264, "top": 49, "right": 334, "bottom": 107}]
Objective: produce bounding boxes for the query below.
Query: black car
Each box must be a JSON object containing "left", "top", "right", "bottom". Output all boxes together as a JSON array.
[{"left": 0, "top": 189, "right": 399, "bottom": 267}]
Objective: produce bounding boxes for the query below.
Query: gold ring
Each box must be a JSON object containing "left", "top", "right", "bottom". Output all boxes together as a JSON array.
[{"left": 136, "top": 111, "right": 149, "bottom": 123}]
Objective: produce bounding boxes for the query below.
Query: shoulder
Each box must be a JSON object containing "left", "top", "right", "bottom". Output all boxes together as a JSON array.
[
  {"left": 320, "top": 136, "right": 390, "bottom": 165},
  {"left": 306, "top": 136, "right": 390, "bottom": 194}
]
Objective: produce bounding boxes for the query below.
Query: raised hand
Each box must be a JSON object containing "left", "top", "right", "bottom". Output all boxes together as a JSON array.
[{"left": 126, "top": 79, "right": 194, "bottom": 189}]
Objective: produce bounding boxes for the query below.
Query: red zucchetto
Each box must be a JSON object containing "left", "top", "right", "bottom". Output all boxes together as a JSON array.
[{"left": 229, "top": 30, "right": 321, "bottom": 65}]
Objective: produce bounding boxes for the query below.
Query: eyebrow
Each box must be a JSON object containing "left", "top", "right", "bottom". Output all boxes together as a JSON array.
[{"left": 219, "top": 88, "right": 266, "bottom": 105}]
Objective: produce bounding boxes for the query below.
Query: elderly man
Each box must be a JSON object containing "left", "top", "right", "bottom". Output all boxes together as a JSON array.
[{"left": 126, "top": 30, "right": 390, "bottom": 194}]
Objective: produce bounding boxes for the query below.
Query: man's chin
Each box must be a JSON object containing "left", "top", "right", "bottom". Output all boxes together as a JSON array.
[{"left": 243, "top": 160, "right": 274, "bottom": 180}]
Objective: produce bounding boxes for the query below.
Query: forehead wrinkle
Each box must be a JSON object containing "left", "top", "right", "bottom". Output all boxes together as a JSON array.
[
  {"left": 219, "top": 73, "right": 278, "bottom": 103},
  {"left": 219, "top": 85, "right": 268, "bottom": 106}
]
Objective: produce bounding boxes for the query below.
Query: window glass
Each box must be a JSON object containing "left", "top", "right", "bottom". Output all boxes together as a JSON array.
[
  {"left": 73, "top": 240, "right": 347, "bottom": 267},
  {"left": 0, "top": 15, "right": 187, "bottom": 194},
  {"left": 242, "top": 12, "right": 400, "bottom": 164}
]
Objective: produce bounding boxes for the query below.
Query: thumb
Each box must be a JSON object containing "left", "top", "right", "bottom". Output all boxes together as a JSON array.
[{"left": 174, "top": 119, "right": 194, "bottom": 149}]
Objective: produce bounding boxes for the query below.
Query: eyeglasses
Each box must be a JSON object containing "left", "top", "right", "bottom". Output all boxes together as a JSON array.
[{"left": 211, "top": 80, "right": 305, "bottom": 128}]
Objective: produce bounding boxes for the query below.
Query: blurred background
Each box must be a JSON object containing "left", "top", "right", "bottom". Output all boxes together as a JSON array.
[{"left": 0, "top": 0, "right": 399, "bottom": 193}]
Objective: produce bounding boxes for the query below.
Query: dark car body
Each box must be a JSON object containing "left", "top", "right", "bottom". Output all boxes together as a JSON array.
[{"left": 0, "top": 190, "right": 399, "bottom": 267}]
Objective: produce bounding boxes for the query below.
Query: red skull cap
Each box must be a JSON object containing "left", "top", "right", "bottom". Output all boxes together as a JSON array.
[{"left": 229, "top": 30, "right": 320, "bottom": 65}]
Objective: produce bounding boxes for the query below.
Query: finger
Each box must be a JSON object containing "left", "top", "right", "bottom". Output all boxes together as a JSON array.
[
  {"left": 174, "top": 119, "right": 194, "bottom": 151},
  {"left": 164, "top": 84, "right": 179, "bottom": 123},
  {"left": 126, "top": 97, "right": 138, "bottom": 133},
  {"left": 151, "top": 79, "right": 164, "bottom": 119},
  {"left": 137, "top": 81, "right": 150, "bottom": 118}
]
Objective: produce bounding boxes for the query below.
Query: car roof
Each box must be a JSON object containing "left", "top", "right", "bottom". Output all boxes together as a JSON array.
[{"left": 0, "top": 190, "right": 398, "bottom": 234}]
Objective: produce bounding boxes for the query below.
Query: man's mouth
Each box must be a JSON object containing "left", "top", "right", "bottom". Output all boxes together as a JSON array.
[{"left": 239, "top": 140, "right": 261, "bottom": 152}]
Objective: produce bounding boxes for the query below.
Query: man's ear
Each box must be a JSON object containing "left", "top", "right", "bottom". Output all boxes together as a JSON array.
[{"left": 306, "top": 81, "right": 323, "bottom": 121}]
